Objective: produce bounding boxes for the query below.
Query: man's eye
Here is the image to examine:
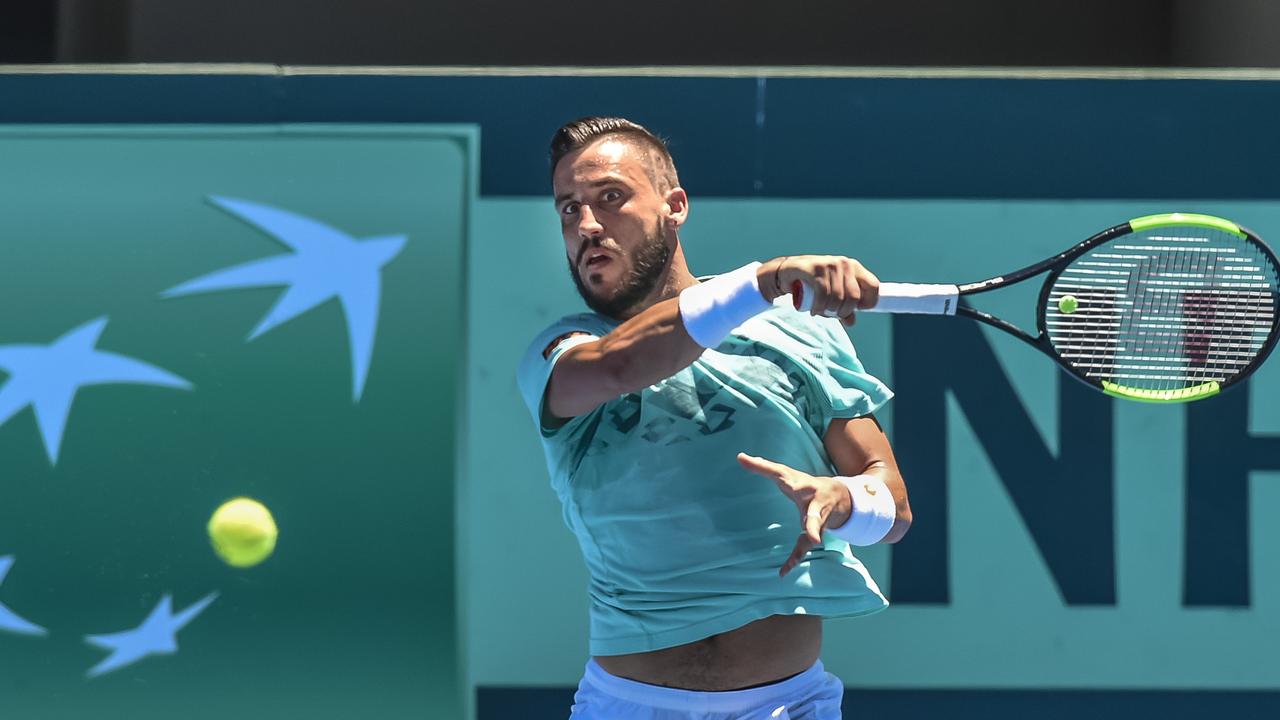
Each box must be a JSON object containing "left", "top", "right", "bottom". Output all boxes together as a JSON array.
[
  {"left": 561, "top": 203, "right": 579, "bottom": 215},
  {"left": 602, "top": 190, "right": 622, "bottom": 203}
]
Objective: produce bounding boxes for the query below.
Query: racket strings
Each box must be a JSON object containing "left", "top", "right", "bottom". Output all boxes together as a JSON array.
[{"left": 1044, "top": 226, "right": 1279, "bottom": 392}]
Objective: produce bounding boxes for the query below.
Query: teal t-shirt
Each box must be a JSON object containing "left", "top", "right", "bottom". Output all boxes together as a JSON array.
[{"left": 517, "top": 297, "right": 894, "bottom": 656}]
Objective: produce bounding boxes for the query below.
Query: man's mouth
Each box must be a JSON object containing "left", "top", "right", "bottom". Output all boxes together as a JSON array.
[{"left": 584, "top": 254, "right": 612, "bottom": 270}]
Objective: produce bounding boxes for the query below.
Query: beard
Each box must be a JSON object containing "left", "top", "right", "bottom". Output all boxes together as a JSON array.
[{"left": 569, "top": 225, "right": 673, "bottom": 319}]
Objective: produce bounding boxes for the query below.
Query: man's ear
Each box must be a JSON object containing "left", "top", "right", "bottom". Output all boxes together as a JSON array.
[{"left": 664, "top": 186, "right": 689, "bottom": 228}]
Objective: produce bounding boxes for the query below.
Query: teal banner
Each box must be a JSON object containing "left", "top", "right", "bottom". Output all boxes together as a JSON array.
[{"left": 0, "top": 125, "right": 472, "bottom": 719}]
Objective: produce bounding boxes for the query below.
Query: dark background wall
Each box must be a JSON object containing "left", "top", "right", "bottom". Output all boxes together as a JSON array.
[{"left": 5, "top": 0, "right": 1280, "bottom": 67}]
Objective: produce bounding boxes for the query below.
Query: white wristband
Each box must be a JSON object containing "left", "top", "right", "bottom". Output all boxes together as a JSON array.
[
  {"left": 678, "top": 262, "right": 773, "bottom": 348},
  {"left": 828, "top": 475, "right": 896, "bottom": 546}
]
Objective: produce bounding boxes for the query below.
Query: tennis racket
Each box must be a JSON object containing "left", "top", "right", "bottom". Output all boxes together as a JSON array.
[{"left": 793, "top": 213, "right": 1280, "bottom": 403}]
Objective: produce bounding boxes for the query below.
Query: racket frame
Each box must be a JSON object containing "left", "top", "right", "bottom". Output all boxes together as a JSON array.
[{"left": 951, "top": 214, "right": 1280, "bottom": 402}]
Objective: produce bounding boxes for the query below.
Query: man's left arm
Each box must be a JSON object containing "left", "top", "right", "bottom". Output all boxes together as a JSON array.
[{"left": 823, "top": 414, "right": 911, "bottom": 544}]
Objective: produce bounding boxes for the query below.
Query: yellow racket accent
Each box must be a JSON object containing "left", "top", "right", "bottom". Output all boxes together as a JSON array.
[
  {"left": 1128, "top": 213, "right": 1245, "bottom": 238},
  {"left": 1101, "top": 380, "right": 1221, "bottom": 403}
]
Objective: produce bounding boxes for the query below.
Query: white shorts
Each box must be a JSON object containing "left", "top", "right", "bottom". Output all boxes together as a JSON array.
[{"left": 569, "top": 658, "right": 844, "bottom": 719}]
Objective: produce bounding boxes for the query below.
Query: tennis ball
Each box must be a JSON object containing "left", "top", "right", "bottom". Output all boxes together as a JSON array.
[
  {"left": 208, "top": 497, "right": 277, "bottom": 568},
  {"left": 1058, "top": 295, "right": 1079, "bottom": 314}
]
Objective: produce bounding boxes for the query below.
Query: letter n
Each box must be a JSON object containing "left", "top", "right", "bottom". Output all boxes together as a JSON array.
[{"left": 889, "top": 314, "right": 1115, "bottom": 605}]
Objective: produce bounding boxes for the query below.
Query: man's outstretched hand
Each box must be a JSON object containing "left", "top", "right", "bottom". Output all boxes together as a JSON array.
[{"left": 736, "top": 452, "right": 854, "bottom": 576}]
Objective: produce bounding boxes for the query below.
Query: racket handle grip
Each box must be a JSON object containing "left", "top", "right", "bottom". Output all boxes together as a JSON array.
[
  {"left": 865, "top": 282, "right": 960, "bottom": 315},
  {"left": 794, "top": 281, "right": 960, "bottom": 316}
]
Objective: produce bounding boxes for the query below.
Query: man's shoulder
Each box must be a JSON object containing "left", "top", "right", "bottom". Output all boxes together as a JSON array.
[
  {"left": 519, "top": 312, "right": 614, "bottom": 367},
  {"left": 527, "top": 312, "right": 614, "bottom": 343}
]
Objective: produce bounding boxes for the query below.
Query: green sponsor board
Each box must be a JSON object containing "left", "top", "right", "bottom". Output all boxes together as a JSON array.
[
  {"left": 469, "top": 198, "right": 1280, "bottom": 693},
  {"left": 0, "top": 125, "right": 471, "bottom": 718}
]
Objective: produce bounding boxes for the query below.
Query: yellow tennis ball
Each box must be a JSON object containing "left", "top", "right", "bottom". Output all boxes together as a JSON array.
[{"left": 208, "top": 497, "right": 278, "bottom": 568}]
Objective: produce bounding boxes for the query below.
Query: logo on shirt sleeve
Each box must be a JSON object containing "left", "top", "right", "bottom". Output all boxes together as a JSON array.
[{"left": 542, "top": 332, "right": 591, "bottom": 360}]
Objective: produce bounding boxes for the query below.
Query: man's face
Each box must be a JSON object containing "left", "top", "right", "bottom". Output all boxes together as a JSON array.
[{"left": 552, "top": 138, "right": 674, "bottom": 318}]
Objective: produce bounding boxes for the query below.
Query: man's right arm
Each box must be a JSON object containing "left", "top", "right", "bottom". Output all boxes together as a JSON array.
[
  {"left": 544, "top": 254, "right": 881, "bottom": 422},
  {"left": 545, "top": 295, "right": 701, "bottom": 419}
]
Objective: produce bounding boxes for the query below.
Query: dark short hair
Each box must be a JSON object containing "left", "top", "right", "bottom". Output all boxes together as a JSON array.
[{"left": 549, "top": 116, "right": 678, "bottom": 191}]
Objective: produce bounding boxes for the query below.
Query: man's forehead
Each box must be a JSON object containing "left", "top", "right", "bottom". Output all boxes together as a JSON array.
[
  {"left": 579, "top": 138, "right": 633, "bottom": 166},
  {"left": 556, "top": 138, "right": 650, "bottom": 185}
]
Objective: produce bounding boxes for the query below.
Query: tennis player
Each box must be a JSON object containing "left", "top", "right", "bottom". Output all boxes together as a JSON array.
[{"left": 518, "top": 117, "right": 911, "bottom": 719}]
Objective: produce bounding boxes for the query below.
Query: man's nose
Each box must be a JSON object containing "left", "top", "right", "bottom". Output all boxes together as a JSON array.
[{"left": 577, "top": 204, "right": 604, "bottom": 239}]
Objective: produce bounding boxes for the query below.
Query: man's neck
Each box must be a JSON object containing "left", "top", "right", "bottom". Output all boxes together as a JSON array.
[
  {"left": 616, "top": 246, "right": 697, "bottom": 320},
  {"left": 654, "top": 265, "right": 699, "bottom": 303}
]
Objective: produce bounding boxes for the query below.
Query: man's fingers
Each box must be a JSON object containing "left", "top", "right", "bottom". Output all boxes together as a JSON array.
[
  {"left": 857, "top": 265, "right": 881, "bottom": 310},
  {"left": 779, "top": 256, "right": 882, "bottom": 317},
  {"left": 814, "top": 264, "right": 842, "bottom": 318},
  {"left": 803, "top": 504, "right": 827, "bottom": 545},
  {"left": 836, "top": 272, "right": 861, "bottom": 320},
  {"left": 779, "top": 533, "right": 816, "bottom": 577},
  {"left": 780, "top": 501, "right": 833, "bottom": 575},
  {"left": 736, "top": 452, "right": 789, "bottom": 481}
]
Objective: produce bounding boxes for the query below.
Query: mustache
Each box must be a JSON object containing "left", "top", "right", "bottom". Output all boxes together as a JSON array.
[{"left": 574, "top": 239, "right": 622, "bottom": 268}]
